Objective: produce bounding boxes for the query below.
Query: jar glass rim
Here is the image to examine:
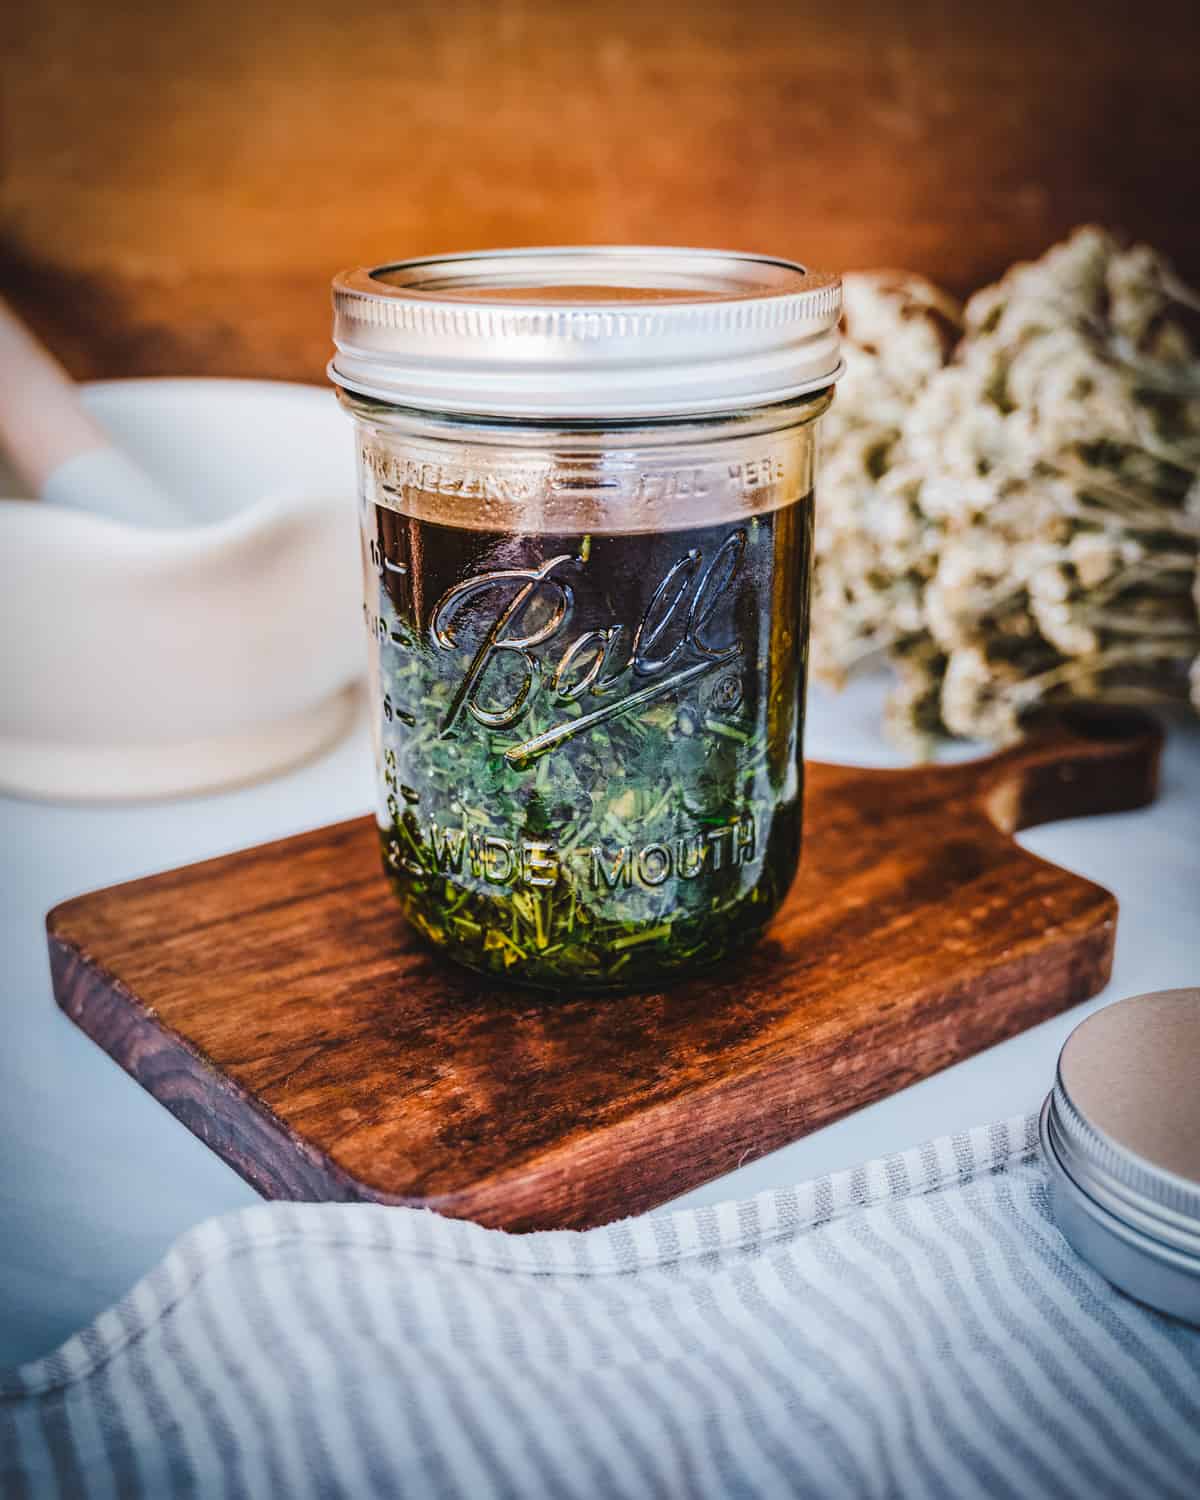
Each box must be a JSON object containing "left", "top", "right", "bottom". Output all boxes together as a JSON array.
[{"left": 334, "top": 383, "right": 835, "bottom": 448}]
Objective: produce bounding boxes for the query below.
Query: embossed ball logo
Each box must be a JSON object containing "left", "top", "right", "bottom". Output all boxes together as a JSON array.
[{"left": 429, "top": 529, "right": 748, "bottom": 767}]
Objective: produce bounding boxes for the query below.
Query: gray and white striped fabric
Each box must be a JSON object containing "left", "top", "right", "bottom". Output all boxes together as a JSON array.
[{"left": 3, "top": 1113, "right": 1198, "bottom": 1499}]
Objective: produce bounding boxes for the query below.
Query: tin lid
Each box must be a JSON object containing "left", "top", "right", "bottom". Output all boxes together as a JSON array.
[
  {"left": 1042, "top": 988, "right": 1200, "bottom": 1305},
  {"left": 329, "top": 247, "right": 843, "bottom": 419}
]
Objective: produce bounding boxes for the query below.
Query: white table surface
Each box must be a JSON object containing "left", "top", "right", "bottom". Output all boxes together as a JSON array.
[{"left": 2, "top": 674, "right": 1197, "bottom": 1367}]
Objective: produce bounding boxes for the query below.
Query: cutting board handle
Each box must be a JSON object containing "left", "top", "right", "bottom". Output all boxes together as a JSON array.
[{"left": 971, "top": 705, "right": 1163, "bottom": 835}]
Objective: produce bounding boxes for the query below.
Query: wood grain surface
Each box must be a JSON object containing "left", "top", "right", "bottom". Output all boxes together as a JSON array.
[
  {"left": 47, "top": 708, "right": 1161, "bottom": 1230},
  {"left": 2, "top": 0, "right": 1198, "bottom": 383}
]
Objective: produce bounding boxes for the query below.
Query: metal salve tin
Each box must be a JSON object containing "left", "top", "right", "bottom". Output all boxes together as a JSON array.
[
  {"left": 330, "top": 248, "right": 842, "bottom": 989},
  {"left": 1041, "top": 987, "right": 1200, "bottom": 1324}
]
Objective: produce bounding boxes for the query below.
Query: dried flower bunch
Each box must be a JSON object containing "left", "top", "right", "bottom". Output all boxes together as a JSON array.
[{"left": 814, "top": 227, "right": 1200, "bottom": 750}]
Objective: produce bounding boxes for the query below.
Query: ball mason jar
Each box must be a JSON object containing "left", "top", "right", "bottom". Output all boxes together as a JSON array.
[{"left": 331, "top": 248, "right": 842, "bottom": 990}]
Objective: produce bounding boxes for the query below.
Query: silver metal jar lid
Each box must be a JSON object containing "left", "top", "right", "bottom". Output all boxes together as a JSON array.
[
  {"left": 1041, "top": 987, "right": 1200, "bottom": 1323},
  {"left": 329, "top": 246, "right": 843, "bottom": 419}
]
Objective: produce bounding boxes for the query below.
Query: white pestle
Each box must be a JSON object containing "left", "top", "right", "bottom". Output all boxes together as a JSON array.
[{"left": 0, "top": 298, "right": 187, "bottom": 527}]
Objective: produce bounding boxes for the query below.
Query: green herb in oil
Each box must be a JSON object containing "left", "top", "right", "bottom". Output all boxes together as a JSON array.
[{"left": 369, "top": 499, "right": 812, "bottom": 990}]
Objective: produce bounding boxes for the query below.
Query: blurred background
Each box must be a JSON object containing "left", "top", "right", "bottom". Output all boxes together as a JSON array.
[
  {"left": 4, "top": 0, "right": 1198, "bottom": 381},
  {"left": 3, "top": 0, "right": 1200, "bottom": 1380}
]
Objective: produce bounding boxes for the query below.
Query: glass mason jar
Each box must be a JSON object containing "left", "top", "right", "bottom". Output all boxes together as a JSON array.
[{"left": 331, "top": 249, "right": 842, "bottom": 990}]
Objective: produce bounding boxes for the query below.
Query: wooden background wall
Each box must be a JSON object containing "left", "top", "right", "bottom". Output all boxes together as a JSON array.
[{"left": 3, "top": 0, "right": 1198, "bottom": 383}]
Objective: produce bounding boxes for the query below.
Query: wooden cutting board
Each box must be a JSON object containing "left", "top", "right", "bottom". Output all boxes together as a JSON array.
[{"left": 48, "top": 708, "right": 1161, "bottom": 1231}]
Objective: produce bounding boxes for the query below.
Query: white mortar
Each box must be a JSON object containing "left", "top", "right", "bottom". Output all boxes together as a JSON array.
[{"left": 0, "top": 379, "right": 363, "bottom": 801}]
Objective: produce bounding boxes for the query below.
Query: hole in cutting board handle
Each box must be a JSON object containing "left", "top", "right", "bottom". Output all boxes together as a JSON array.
[{"left": 1021, "top": 702, "right": 1158, "bottom": 744}]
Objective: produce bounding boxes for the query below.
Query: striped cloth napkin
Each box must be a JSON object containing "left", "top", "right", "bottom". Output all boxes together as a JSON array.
[{"left": 3, "top": 1113, "right": 1198, "bottom": 1499}]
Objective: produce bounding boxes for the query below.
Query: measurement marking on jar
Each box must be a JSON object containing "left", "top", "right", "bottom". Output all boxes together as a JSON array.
[{"left": 369, "top": 538, "right": 408, "bottom": 579}]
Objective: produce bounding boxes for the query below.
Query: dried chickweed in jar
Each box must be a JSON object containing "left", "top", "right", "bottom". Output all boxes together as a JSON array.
[{"left": 332, "top": 249, "right": 842, "bottom": 989}]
